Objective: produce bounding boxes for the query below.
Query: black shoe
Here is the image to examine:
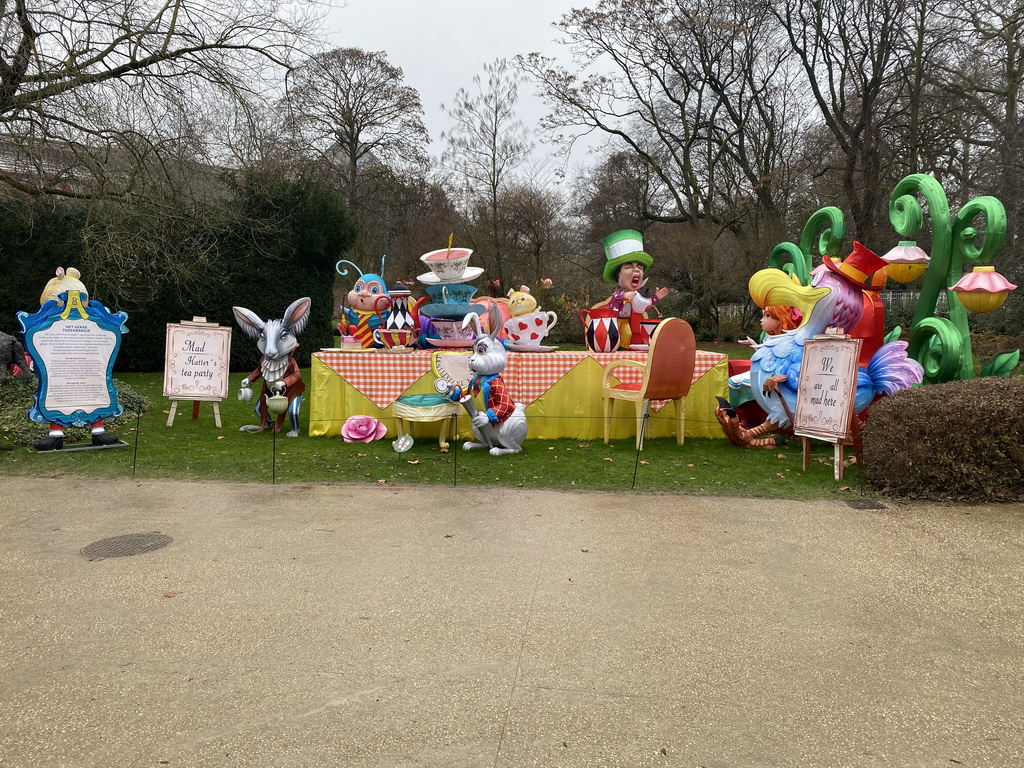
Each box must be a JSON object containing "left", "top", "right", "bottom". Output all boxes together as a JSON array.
[
  {"left": 35, "top": 435, "right": 64, "bottom": 451},
  {"left": 92, "top": 432, "right": 120, "bottom": 446}
]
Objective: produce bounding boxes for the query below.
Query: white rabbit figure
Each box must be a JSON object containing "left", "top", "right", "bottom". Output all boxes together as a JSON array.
[{"left": 452, "top": 304, "right": 528, "bottom": 456}]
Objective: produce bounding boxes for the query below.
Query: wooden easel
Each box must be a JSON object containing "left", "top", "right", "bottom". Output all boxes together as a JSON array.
[
  {"left": 163, "top": 317, "right": 231, "bottom": 429},
  {"left": 166, "top": 398, "right": 222, "bottom": 428},
  {"left": 800, "top": 417, "right": 862, "bottom": 481}
]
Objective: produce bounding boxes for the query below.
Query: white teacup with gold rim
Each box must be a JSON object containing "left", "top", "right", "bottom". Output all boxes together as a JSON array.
[{"left": 420, "top": 247, "right": 473, "bottom": 281}]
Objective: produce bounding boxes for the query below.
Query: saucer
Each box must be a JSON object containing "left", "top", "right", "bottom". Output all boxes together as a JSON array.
[
  {"left": 509, "top": 344, "right": 558, "bottom": 353},
  {"left": 380, "top": 346, "right": 415, "bottom": 354},
  {"left": 418, "top": 303, "right": 485, "bottom": 319},
  {"left": 320, "top": 347, "right": 343, "bottom": 352},
  {"left": 427, "top": 338, "right": 475, "bottom": 348},
  {"left": 629, "top": 344, "right": 650, "bottom": 352},
  {"left": 417, "top": 267, "right": 484, "bottom": 285}
]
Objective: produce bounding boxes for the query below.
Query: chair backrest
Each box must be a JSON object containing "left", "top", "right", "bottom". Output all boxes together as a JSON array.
[{"left": 641, "top": 318, "right": 697, "bottom": 400}]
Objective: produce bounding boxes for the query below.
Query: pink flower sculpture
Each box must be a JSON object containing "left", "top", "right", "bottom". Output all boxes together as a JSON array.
[
  {"left": 952, "top": 266, "right": 1017, "bottom": 293},
  {"left": 342, "top": 415, "right": 387, "bottom": 442}
]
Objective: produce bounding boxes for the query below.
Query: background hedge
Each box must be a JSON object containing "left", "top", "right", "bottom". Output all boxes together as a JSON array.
[
  {"left": 1, "top": 172, "right": 357, "bottom": 372},
  {"left": 861, "top": 377, "right": 1024, "bottom": 502}
]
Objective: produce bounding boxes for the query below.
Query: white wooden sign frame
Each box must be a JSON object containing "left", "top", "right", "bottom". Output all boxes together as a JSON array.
[
  {"left": 163, "top": 320, "right": 232, "bottom": 427},
  {"left": 793, "top": 336, "right": 862, "bottom": 480}
]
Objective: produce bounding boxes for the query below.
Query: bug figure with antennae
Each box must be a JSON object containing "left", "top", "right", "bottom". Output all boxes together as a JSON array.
[{"left": 337, "top": 256, "right": 392, "bottom": 348}]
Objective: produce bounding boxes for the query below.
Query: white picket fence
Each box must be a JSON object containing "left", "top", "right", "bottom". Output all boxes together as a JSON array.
[{"left": 719, "top": 291, "right": 947, "bottom": 321}]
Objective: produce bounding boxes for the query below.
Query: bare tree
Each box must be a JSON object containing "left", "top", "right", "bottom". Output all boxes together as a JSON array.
[
  {"left": 520, "top": 0, "right": 798, "bottom": 233},
  {"left": 441, "top": 58, "right": 533, "bottom": 292},
  {"left": 280, "top": 47, "right": 430, "bottom": 212},
  {"left": 521, "top": 0, "right": 799, "bottom": 333},
  {"left": 0, "top": 0, "right": 321, "bottom": 198},
  {"left": 771, "top": 0, "right": 913, "bottom": 244},
  {"left": 498, "top": 181, "right": 573, "bottom": 285},
  {"left": 935, "top": 0, "right": 1024, "bottom": 268}
]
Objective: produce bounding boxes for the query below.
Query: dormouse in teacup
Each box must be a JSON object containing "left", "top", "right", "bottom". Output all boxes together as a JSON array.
[{"left": 507, "top": 285, "right": 538, "bottom": 316}]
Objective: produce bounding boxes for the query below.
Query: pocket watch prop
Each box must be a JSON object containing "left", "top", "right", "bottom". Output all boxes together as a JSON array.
[{"left": 233, "top": 297, "right": 311, "bottom": 437}]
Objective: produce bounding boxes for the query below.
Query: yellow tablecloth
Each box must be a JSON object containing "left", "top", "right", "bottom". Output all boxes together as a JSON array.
[{"left": 309, "top": 349, "right": 728, "bottom": 440}]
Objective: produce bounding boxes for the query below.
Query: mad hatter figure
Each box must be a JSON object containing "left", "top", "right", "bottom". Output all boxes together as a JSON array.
[{"left": 601, "top": 229, "right": 670, "bottom": 348}]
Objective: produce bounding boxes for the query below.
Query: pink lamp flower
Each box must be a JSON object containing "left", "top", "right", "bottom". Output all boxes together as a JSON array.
[
  {"left": 881, "top": 241, "right": 930, "bottom": 283},
  {"left": 951, "top": 265, "right": 1017, "bottom": 313},
  {"left": 342, "top": 415, "right": 387, "bottom": 442}
]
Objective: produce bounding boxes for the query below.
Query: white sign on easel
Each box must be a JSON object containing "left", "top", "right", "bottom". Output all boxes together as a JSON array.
[
  {"left": 793, "top": 335, "right": 862, "bottom": 480},
  {"left": 163, "top": 319, "right": 232, "bottom": 427}
]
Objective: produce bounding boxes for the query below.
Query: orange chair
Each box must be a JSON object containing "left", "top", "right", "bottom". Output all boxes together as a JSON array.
[{"left": 602, "top": 317, "right": 697, "bottom": 449}]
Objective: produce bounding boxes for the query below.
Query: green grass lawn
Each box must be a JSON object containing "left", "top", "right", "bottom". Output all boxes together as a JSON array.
[{"left": 0, "top": 363, "right": 869, "bottom": 499}]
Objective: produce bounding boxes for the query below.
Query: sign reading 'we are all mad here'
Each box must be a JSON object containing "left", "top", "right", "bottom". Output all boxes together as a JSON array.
[{"left": 793, "top": 335, "right": 862, "bottom": 443}]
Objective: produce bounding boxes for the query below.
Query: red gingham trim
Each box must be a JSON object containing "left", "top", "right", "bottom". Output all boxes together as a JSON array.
[{"left": 313, "top": 349, "right": 726, "bottom": 411}]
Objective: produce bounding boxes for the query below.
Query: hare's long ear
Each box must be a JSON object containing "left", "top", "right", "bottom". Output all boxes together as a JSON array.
[
  {"left": 462, "top": 311, "right": 483, "bottom": 337},
  {"left": 283, "top": 297, "right": 312, "bottom": 335},
  {"left": 486, "top": 304, "right": 502, "bottom": 340},
  {"left": 233, "top": 306, "right": 265, "bottom": 340}
]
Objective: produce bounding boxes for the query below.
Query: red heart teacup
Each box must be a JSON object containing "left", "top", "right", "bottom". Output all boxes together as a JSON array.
[{"left": 503, "top": 311, "right": 558, "bottom": 345}]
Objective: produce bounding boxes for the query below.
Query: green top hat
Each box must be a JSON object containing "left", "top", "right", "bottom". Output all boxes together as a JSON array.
[{"left": 602, "top": 229, "right": 653, "bottom": 283}]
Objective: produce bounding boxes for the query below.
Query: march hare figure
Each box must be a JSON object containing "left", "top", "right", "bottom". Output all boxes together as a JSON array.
[{"left": 233, "top": 297, "right": 311, "bottom": 437}]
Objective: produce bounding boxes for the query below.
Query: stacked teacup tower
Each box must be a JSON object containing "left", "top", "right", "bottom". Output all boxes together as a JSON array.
[{"left": 417, "top": 246, "right": 484, "bottom": 347}]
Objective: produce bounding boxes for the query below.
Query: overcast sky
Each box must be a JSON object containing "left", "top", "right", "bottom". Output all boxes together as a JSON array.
[{"left": 323, "top": 0, "right": 590, "bottom": 159}]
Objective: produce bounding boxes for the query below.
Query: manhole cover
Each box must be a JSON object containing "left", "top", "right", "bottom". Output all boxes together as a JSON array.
[
  {"left": 845, "top": 499, "right": 887, "bottom": 510},
  {"left": 81, "top": 533, "right": 173, "bottom": 561}
]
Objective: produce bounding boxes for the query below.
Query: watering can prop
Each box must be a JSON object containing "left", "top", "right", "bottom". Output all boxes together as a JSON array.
[{"left": 580, "top": 306, "right": 621, "bottom": 353}]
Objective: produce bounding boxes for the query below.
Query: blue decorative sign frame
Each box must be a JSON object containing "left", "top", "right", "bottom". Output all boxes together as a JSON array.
[{"left": 17, "top": 291, "right": 129, "bottom": 427}]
